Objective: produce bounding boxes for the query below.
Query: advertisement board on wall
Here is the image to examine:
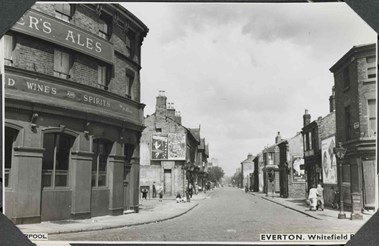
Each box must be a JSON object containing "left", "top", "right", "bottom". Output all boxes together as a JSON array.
[
  {"left": 151, "top": 134, "right": 168, "bottom": 159},
  {"left": 292, "top": 157, "right": 305, "bottom": 182},
  {"left": 151, "top": 133, "right": 186, "bottom": 160},
  {"left": 321, "top": 135, "right": 337, "bottom": 184}
]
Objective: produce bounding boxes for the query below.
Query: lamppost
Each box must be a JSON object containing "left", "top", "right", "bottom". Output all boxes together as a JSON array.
[{"left": 333, "top": 142, "right": 347, "bottom": 219}]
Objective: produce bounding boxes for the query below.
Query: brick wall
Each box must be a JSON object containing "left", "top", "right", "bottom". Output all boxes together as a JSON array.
[
  {"left": 14, "top": 35, "right": 54, "bottom": 75},
  {"left": 319, "top": 112, "right": 335, "bottom": 140},
  {"left": 15, "top": 4, "right": 143, "bottom": 103}
]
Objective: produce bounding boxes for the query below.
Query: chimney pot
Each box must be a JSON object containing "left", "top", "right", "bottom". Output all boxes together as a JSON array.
[{"left": 303, "top": 109, "right": 311, "bottom": 127}]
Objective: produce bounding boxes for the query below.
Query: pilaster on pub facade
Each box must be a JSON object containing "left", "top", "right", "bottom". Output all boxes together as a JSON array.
[{"left": 3, "top": 3, "right": 148, "bottom": 224}]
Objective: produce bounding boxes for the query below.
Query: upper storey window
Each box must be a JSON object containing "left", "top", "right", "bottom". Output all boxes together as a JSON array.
[
  {"left": 368, "top": 99, "right": 376, "bottom": 137},
  {"left": 4, "top": 34, "right": 15, "bottom": 66},
  {"left": 55, "top": 4, "right": 73, "bottom": 23},
  {"left": 98, "top": 18, "right": 109, "bottom": 40},
  {"left": 125, "top": 68, "right": 135, "bottom": 98},
  {"left": 343, "top": 66, "right": 350, "bottom": 89},
  {"left": 97, "top": 64, "right": 109, "bottom": 90},
  {"left": 126, "top": 31, "right": 135, "bottom": 58},
  {"left": 54, "top": 49, "right": 72, "bottom": 79},
  {"left": 366, "top": 56, "right": 376, "bottom": 79}
]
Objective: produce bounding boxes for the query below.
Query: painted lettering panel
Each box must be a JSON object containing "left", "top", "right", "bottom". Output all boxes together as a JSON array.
[
  {"left": 5, "top": 72, "right": 139, "bottom": 121},
  {"left": 11, "top": 9, "right": 114, "bottom": 64}
]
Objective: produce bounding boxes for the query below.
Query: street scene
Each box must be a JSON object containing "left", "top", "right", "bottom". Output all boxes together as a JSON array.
[
  {"left": 1, "top": 1, "right": 377, "bottom": 245},
  {"left": 23, "top": 187, "right": 368, "bottom": 242}
]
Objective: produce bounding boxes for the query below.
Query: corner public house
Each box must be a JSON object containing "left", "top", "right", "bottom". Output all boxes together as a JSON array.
[{"left": 4, "top": 4, "right": 148, "bottom": 224}]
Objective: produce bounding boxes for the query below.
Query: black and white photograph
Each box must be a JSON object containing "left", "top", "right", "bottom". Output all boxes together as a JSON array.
[{"left": 1, "top": 1, "right": 378, "bottom": 245}]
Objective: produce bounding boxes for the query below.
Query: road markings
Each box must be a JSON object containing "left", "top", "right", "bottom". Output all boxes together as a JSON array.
[{"left": 226, "top": 229, "right": 237, "bottom": 233}]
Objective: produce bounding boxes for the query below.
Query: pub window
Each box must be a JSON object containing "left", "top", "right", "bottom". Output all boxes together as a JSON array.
[
  {"left": 345, "top": 106, "right": 352, "bottom": 140},
  {"left": 5, "top": 128, "right": 19, "bottom": 187},
  {"left": 4, "top": 34, "right": 15, "bottom": 66},
  {"left": 54, "top": 49, "right": 72, "bottom": 79},
  {"left": 55, "top": 4, "right": 73, "bottom": 23},
  {"left": 125, "top": 73, "right": 134, "bottom": 98},
  {"left": 368, "top": 99, "right": 376, "bottom": 136},
  {"left": 97, "top": 65, "right": 108, "bottom": 89},
  {"left": 343, "top": 66, "right": 350, "bottom": 89},
  {"left": 92, "top": 139, "right": 112, "bottom": 187},
  {"left": 42, "top": 133, "right": 75, "bottom": 188}
]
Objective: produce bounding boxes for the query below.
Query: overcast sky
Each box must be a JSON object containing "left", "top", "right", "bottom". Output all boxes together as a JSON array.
[{"left": 123, "top": 3, "right": 376, "bottom": 176}]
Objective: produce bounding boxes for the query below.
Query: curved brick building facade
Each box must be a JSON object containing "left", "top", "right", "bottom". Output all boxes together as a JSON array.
[{"left": 3, "top": 3, "right": 148, "bottom": 224}]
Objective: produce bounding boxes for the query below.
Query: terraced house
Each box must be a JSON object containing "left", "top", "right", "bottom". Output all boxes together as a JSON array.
[{"left": 3, "top": 3, "right": 148, "bottom": 224}]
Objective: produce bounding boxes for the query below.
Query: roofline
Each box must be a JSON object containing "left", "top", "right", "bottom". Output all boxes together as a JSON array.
[
  {"left": 165, "top": 117, "right": 200, "bottom": 144},
  {"left": 329, "top": 43, "right": 376, "bottom": 73},
  {"left": 111, "top": 4, "right": 149, "bottom": 36}
]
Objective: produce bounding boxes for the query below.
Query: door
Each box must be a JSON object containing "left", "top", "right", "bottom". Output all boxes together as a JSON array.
[
  {"left": 362, "top": 160, "right": 375, "bottom": 209},
  {"left": 164, "top": 169, "right": 172, "bottom": 196}
]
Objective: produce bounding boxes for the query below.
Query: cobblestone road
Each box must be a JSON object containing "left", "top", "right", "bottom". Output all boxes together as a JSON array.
[{"left": 51, "top": 187, "right": 364, "bottom": 242}]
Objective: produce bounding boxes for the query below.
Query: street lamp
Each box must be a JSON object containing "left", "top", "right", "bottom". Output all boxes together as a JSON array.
[{"left": 333, "top": 142, "right": 347, "bottom": 219}]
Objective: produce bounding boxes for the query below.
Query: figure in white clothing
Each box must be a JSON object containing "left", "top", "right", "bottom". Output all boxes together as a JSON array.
[{"left": 308, "top": 185, "right": 319, "bottom": 211}]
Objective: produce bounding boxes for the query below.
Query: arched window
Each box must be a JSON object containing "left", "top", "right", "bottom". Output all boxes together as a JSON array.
[
  {"left": 5, "top": 127, "right": 19, "bottom": 187},
  {"left": 92, "top": 139, "right": 112, "bottom": 187},
  {"left": 42, "top": 133, "right": 75, "bottom": 188}
]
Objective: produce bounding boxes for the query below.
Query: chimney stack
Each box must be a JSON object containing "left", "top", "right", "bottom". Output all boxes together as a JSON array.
[
  {"left": 175, "top": 111, "right": 182, "bottom": 124},
  {"left": 275, "top": 132, "right": 282, "bottom": 144},
  {"left": 167, "top": 102, "right": 176, "bottom": 118},
  {"left": 329, "top": 86, "right": 335, "bottom": 113},
  {"left": 303, "top": 109, "right": 311, "bottom": 127},
  {"left": 155, "top": 90, "right": 167, "bottom": 128}
]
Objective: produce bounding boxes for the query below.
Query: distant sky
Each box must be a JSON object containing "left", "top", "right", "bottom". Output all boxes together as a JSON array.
[{"left": 123, "top": 3, "right": 376, "bottom": 176}]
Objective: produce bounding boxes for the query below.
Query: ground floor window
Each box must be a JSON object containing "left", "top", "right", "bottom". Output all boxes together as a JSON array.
[
  {"left": 92, "top": 139, "right": 112, "bottom": 187},
  {"left": 5, "top": 127, "right": 19, "bottom": 187},
  {"left": 42, "top": 133, "right": 75, "bottom": 188}
]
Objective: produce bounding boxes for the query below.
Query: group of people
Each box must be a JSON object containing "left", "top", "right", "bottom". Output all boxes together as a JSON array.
[
  {"left": 141, "top": 182, "right": 164, "bottom": 201},
  {"left": 308, "top": 183, "right": 324, "bottom": 211},
  {"left": 142, "top": 181, "right": 201, "bottom": 203}
]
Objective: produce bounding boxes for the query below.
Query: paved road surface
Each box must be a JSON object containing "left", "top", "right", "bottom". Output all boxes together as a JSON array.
[{"left": 51, "top": 187, "right": 362, "bottom": 242}]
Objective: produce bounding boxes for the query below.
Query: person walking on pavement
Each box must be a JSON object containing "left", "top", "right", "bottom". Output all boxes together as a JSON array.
[
  {"left": 308, "top": 185, "right": 319, "bottom": 211},
  {"left": 158, "top": 186, "right": 163, "bottom": 202},
  {"left": 188, "top": 183, "right": 193, "bottom": 198},
  {"left": 317, "top": 183, "right": 324, "bottom": 211},
  {"left": 186, "top": 187, "right": 191, "bottom": 202},
  {"left": 152, "top": 182, "right": 156, "bottom": 198}
]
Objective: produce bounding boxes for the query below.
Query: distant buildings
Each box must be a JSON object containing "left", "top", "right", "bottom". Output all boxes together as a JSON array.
[
  {"left": 247, "top": 43, "right": 376, "bottom": 217},
  {"left": 241, "top": 154, "right": 255, "bottom": 190},
  {"left": 139, "top": 92, "right": 209, "bottom": 197}
]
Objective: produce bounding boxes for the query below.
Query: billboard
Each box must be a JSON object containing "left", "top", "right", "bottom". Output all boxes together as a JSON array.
[
  {"left": 321, "top": 135, "right": 337, "bottom": 184},
  {"left": 151, "top": 134, "right": 168, "bottom": 159},
  {"left": 292, "top": 157, "right": 305, "bottom": 182},
  {"left": 151, "top": 133, "right": 186, "bottom": 160}
]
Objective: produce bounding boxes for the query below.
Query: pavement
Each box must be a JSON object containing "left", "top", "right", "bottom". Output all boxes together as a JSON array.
[
  {"left": 249, "top": 191, "right": 374, "bottom": 222},
  {"left": 18, "top": 191, "right": 212, "bottom": 235}
]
